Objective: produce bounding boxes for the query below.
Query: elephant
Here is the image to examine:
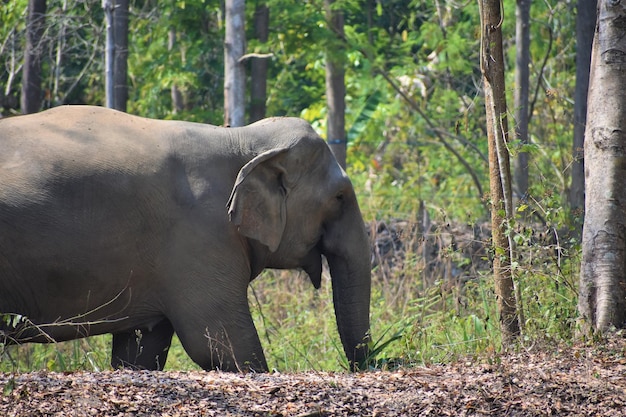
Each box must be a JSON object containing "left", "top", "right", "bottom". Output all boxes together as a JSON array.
[{"left": 0, "top": 106, "right": 371, "bottom": 372}]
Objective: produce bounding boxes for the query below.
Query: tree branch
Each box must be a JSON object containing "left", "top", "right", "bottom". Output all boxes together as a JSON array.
[{"left": 238, "top": 52, "right": 274, "bottom": 63}]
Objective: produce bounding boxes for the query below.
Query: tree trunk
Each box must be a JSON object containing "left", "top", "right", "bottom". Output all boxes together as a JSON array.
[
  {"left": 103, "top": 0, "right": 115, "bottom": 108},
  {"left": 479, "top": 0, "right": 520, "bottom": 345},
  {"left": 21, "top": 0, "right": 47, "bottom": 114},
  {"left": 53, "top": 0, "right": 67, "bottom": 106},
  {"left": 168, "top": 28, "right": 185, "bottom": 114},
  {"left": 325, "top": 0, "right": 347, "bottom": 168},
  {"left": 224, "top": 0, "right": 246, "bottom": 127},
  {"left": 167, "top": 27, "right": 185, "bottom": 114},
  {"left": 249, "top": 3, "right": 269, "bottom": 123},
  {"left": 569, "top": 0, "right": 597, "bottom": 218},
  {"left": 513, "top": 0, "right": 530, "bottom": 201},
  {"left": 578, "top": 0, "right": 626, "bottom": 333},
  {"left": 113, "top": 0, "right": 129, "bottom": 112}
]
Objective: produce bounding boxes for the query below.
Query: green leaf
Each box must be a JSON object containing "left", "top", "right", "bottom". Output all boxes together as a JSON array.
[{"left": 347, "top": 90, "right": 382, "bottom": 143}]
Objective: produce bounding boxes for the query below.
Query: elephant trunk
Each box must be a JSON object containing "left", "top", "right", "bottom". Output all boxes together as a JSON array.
[{"left": 324, "top": 207, "right": 371, "bottom": 371}]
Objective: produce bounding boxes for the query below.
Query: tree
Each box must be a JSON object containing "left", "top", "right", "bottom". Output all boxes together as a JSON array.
[
  {"left": 578, "top": 0, "right": 626, "bottom": 333},
  {"left": 168, "top": 28, "right": 185, "bottom": 114},
  {"left": 103, "top": 0, "right": 114, "bottom": 108},
  {"left": 569, "top": 0, "right": 597, "bottom": 217},
  {"left": 479, "top": 0, "right": 520, "bottom": 344},
  {"left": 249, "top": 2, "right": 269, "bottom": 123},
  {"left": 325, "top": 0, "right": 346, "bottom": 168},
  {"left": 224, "top": 0, "right": 246, "bottom": 127},
  {"left": 126, "top": 0, "right": 223, "bottom": 121},
  {"left": 21, "top": 0, "right": 46, "bottom": 114},
  {"left": 513, "top": 0, "right": 530, "bottom": 201},
  {"left": 103, "top": 0, "right": 128, "bottom": 111},
  {"left": 113, "top": 0, "right": 128, "bottom": 112}
]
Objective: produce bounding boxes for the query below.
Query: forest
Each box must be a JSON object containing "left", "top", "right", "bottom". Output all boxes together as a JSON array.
[
  {"left": 1, "top": 0, "right": 626, "bottom": 415},
  {"left": 0, "top": 0, "right": 593, "bottom": 370}
]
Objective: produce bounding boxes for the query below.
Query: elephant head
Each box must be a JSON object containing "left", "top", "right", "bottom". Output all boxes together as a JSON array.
[{"left": 227, "top": 119, "right": 372, "bottom": 370}]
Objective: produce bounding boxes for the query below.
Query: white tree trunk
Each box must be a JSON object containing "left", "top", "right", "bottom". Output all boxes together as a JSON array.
[
  {"left": 103, "top": 0, "right": 114, "bottom": 108},
  {"left": 224, "top": 0, "right": 246, "bottom": 127},
  {"left": 53, "top": 0, "right": 67, "bottom": 106},
  {"left": 579, "top": 0, "right": 626, "bottom": 332}
]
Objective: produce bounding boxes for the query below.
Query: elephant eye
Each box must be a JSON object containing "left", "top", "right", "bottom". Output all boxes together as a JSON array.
[{"left": 335, "top": 192, "right": 344, "bottom": 203}]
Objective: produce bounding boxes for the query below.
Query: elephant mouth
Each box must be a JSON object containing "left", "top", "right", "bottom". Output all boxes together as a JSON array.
[{"left": 302, "top": 247, "right": 323, "bottom": 289}]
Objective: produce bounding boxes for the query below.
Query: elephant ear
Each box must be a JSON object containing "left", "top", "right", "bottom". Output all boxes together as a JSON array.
[{"left": 227, "top": 148, "right": 290, "bottom": 252}]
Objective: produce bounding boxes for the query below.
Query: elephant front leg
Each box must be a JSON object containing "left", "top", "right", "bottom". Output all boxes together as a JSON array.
[
  {"left": 111, "top": 318, "right": 175, "bottom": 370},
  {"left": 172, "top": 302, "right": 269, "bottom": 372},
  {"left": 203, "top": 322, "right": 268, "bottom": 372}
]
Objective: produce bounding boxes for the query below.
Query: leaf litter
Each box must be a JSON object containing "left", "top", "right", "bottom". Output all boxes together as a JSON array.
[{"left": 2, "top": 336, "right": 625, "bottom": 416}]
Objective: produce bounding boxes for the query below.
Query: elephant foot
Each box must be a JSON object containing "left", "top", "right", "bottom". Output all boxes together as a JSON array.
[{"left": 111, "top": 319, "right": 175, "bottom": 371}]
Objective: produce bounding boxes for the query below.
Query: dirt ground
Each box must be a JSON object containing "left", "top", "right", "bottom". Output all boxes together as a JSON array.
[{"left": 2, "top": 336, "right": 625, "bottom": 416}]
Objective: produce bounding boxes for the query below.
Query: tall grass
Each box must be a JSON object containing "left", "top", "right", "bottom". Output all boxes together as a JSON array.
[
  {"left": 1, "top": 335, "right": 110, "bottom": 372},
  {"left": 0, "top": 333, "right": 203, "bottom": 373}
]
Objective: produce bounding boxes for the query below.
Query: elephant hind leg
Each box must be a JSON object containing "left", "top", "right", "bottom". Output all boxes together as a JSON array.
[{"left": 111, "top": 318, "right": 175, "bottom": 371}]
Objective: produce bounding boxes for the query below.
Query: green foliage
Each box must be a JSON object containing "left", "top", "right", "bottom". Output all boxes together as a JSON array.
[
  {"left": 128, "top": 0, "right": 224, "bottom": 123},
  {"left": 1, "top": 336, "right": 109, "bottom": 372},
  {"left": 0, "top": 333, "right": 200, "bottom": 373}
]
